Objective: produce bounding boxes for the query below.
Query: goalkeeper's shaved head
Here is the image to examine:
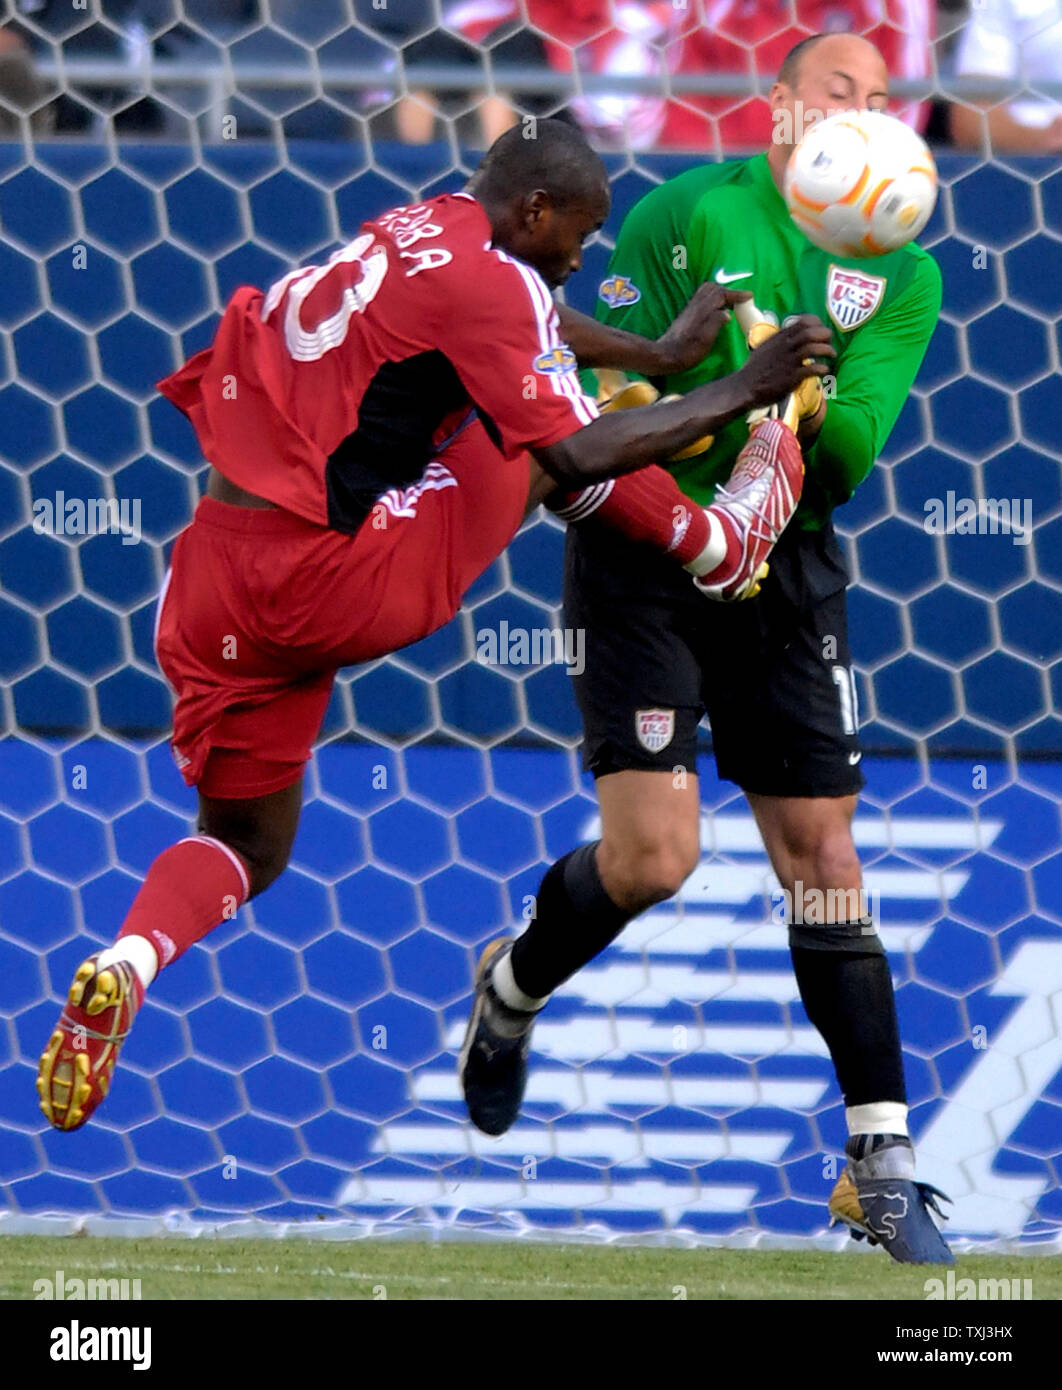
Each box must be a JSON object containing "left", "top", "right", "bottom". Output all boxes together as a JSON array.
[
  {"left": 470, "top": 117, "right": 608, "bottom": 212},
  {"left": 778, "top": 34, "right": 832, "bottom": 88},
  {"left": 767, "top": 31, "right": 889, "bottom": 179},
  {"left": 469, "top": 118, "right": 610, "bottom": 290}
]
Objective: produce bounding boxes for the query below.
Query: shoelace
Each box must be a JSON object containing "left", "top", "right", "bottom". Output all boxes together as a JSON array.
[
  {"left": 715, "top": 461, "right": 790, "bottom": 538},
  {"left": 56, "top": 1012, "right": 134, "bottom": 1045},
  {"left": 712, "top": 484, "right": 783, "bottom": 580},
  {"left": 58, "top": 965, "right": 138, "bottom": 1045}
]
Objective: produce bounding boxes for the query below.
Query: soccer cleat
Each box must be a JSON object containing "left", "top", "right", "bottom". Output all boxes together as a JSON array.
[
  {"left": 694, "top": 417, "right": 804, "bottom": 601},
  {"left": 828, "top": 1135, "right": 954, "bottom": 1265},
  {"left": 37, "top": 954, "right": 143, "bottom": 1132},
  {"left": 458, "top": 939, "right": 540, "bottom": 1137}
]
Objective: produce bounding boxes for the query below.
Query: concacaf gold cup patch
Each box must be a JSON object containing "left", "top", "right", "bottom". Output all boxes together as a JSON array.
[
  {"left": 598, "top": 274, "right": 641, "bottom": 309},
  {"left": 826, "top": 266, "right": 886, "bottom": 332},
  {"left": 533, "top": 345, "right": 578, "bottom": 375}
]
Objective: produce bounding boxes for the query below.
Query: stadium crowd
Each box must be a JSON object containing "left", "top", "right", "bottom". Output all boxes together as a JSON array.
[{"left": 0, "top": 0, "right": 1057, "bottom": 152}]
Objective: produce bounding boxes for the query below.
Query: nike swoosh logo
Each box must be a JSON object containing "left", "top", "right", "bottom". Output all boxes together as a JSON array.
[
  {"left": 849, "top": 752, "right": 863, "bottom": 765},
  {"left": 714, "top": 268, "right": 753, "bottom": 284}
]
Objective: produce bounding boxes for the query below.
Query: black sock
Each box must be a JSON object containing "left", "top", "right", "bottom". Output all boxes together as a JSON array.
[
  {"left": 509, "top": 843, "right": 633, "bottom": 998},
  {"left": 789, "top": 919, "right": 906, "bottom": 1106}
]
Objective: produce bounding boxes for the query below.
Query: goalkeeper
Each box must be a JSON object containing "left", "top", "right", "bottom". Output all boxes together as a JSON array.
[{"left": 459, "top": 33, "right": 949, "bottom": 1264}]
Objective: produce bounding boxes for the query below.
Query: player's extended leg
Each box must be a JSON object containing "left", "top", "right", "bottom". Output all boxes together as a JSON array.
[
  {"left": 749, "top": 791, "right": 906, "bottom": 1133},
  {"left": 459, "top": 427, "right": 812, "bottom": 1133},
  {"left": 696, "top": 514, "right": 953, "bottom": 1263},
  {"left": 460, "top": 769, "right": 701, "bottom": 1134},
  {"left": 748, "top": 789, "right": 951, "bottom": 1264},
  {"left": 37, "top": 781, "right": 303, "bottom": 1132}
]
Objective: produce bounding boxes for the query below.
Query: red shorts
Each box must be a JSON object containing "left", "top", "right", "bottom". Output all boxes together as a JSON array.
[{"left": 155, "top": 419, "right": 529, "bottom": 799}]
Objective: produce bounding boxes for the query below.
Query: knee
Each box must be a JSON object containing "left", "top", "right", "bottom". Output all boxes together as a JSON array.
[
  {"left": 241, "top": 845, "right": 289, "bottom": 898},
  {"left": 782, "top": 822, "right": 862, "bottom": 895},
  {"left": 196, "top": 779, "right": 302, "bottom": 901},
  {"left": 196, "top": 824, "right": 290, "bottom": 900},
  {"left": 598, "top": 830, "right": 700, "bottom": 914},
  {"left": 817, "top": 831, "right": 862, "bottom": 892}
]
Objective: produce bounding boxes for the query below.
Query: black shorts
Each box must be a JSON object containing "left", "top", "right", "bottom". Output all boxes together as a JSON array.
[{"left": 564, "top": 516, "right": 866, "bottom": 799}]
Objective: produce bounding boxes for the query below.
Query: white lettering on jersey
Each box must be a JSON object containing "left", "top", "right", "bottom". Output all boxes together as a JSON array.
[
  {"left": 374, "top": 461, "right": 458, "bottom": 519},
  {"left": 376, "top": 203, "right": 453, "bottom": 275},
  {"left": 402, "top": 247, "right": 453, "bottom": 277},
  {"left": 376, "top": 202, "right": 442, "bottom": 248}
]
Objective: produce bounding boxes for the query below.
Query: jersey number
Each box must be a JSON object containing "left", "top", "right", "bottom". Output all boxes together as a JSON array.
[
  {"left": 261, "top": 234, "right": 389, "bottom": 362},
  {"left": 832, "top": 664, "right": 859, "bottom": 737}
]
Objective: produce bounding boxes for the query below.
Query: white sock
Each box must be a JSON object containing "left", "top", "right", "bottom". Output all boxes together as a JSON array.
[
  {"left": 492, "top": 948, "right": 549, "bottom": 1012},
  {"left": 97, "top": 936, "right": 159, "bottom": 991},
  {"left": 682, "top": 510, "right": 728, "bottom": 576},
  {"left": 846, "top": 1101, "right": 909, "bottom": 1137}
]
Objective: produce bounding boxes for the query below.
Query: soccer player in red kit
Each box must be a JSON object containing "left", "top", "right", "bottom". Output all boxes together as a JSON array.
[{"left": 36, "top": 119, "right": 831, "bottom": 1131}]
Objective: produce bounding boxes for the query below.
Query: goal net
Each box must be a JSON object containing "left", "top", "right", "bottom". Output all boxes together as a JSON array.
[{"left": 0, "top": 0, "right": 1059, "bottom": 1246}]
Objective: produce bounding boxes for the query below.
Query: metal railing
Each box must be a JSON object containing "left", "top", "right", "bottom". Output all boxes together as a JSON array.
[
  {"left": 19, "top": 57, "right": 1061, "bottom": 143},
  {"left": 32, "top": 57, "right": 1062, "bottom": 100}
]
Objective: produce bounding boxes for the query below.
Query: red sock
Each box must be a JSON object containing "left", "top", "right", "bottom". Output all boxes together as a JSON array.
[
  {"left": 117, "top": 836, "right": 251, "bottom": 969},
  {"left": 548, "top": 465, "right": 710, "bottom": 565}
]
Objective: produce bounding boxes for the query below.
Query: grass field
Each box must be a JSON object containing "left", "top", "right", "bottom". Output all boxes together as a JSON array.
[{"left": 1, "top": 1236, "right": 1059, "bottom": 1300}]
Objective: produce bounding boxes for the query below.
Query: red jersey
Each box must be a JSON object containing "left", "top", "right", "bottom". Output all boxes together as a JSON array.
[{"left": 158, "top": 192, "right": 597, "bottom": 532}]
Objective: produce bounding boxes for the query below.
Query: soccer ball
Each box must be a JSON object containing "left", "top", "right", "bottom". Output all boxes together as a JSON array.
[{"left": 784, "top": 110, "right": 938, "bottom": 258}]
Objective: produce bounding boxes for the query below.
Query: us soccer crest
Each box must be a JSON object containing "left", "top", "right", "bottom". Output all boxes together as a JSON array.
[
  {"left": 636, "top": 708, "right": 674, "bottom": 753},
  {"left": 826, "top": 266, "right": 886, "bottom": 332}
]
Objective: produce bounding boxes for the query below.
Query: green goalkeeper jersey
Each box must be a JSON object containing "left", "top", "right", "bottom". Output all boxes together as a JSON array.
[{"left": 591, "top": 152, "right": 942, "bottom": 529}]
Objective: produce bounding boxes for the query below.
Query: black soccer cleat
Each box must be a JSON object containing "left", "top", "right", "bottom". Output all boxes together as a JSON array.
[
  {"left": 458, "top": 939, "right": 540, "bottom": 1137},
  {"left": 828, "top": 1134, "right": 953, "bottom": 1265}
]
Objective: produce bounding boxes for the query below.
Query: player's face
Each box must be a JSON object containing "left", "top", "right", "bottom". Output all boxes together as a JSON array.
[
  {"left": 518, "top": 187, "right": 609, "bottom": 289},
  {"left": 771, "top": 36, "right": 890, "bottom": 149}
]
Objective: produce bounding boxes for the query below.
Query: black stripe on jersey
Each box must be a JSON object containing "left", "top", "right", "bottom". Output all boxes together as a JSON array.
[{"left": 325, "top": 350, "right": 471, "bottom": 533}]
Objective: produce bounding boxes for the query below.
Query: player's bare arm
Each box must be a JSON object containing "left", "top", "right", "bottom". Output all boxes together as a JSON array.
[
  {"left": 555, "top": 283, "right": 752, "bottom": 377},
  {"left": 533, "top": 315, "right": 833, "bottom": 485}
]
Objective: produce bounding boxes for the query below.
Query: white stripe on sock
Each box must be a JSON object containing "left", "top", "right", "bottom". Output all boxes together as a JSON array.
[
  {"left": 492, "top": 947, "right": 549, "bottom": 1013},
  {"left": 846, "top": 1101, "right": 909, "bottom": 1137},
  {"left": 682, "top": 509, "right": 727, "bottom": 577},
  {"left": 97, "top": 936, "right": 158, "bottom": 990},
  {"left": 179, "top": 835, "right": 251, "bottom": 901}
]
